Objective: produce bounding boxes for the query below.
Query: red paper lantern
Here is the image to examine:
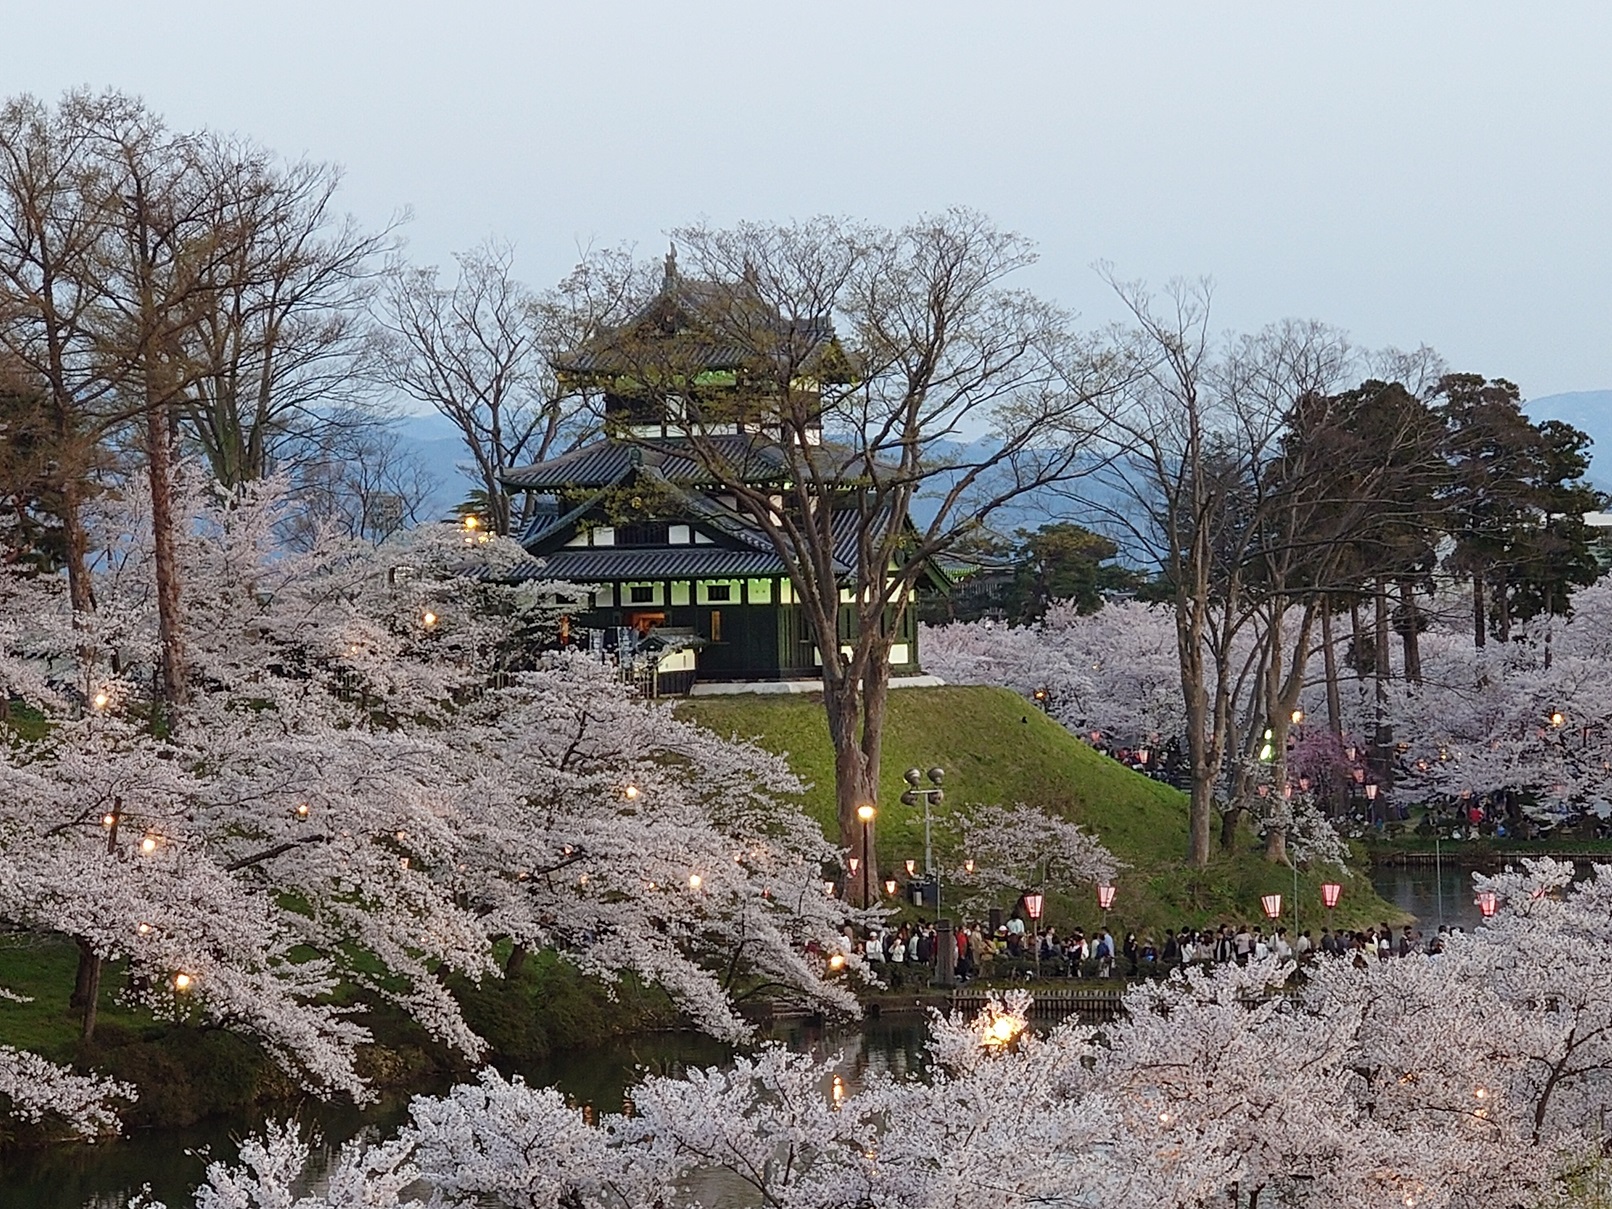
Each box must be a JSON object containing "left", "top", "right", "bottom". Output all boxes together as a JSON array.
[
  {"left": 1476, "top": 890, "right": 1498, "bottom": 918},
  {"left": 1096, "top": 884, "right": 1117, "bottom": 911},
  {"left": 1261, "top": 893, "right": 1283, "bottom": 920},
  {"left": 1321, "top": 882, "right": 1342, "bottom": 910},
  {"left": 1023, "top": 891, "right": 1045, "bottom": 921}
]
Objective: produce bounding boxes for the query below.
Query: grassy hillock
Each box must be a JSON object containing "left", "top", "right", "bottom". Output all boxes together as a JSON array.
[{"left": 680, "top": 685, "right": 1400, "bottom": 934}]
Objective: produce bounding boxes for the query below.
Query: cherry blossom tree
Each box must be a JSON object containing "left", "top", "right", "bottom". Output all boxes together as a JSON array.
[{"left": 0, "top": 473, "right": 862, "bottom": 1131}]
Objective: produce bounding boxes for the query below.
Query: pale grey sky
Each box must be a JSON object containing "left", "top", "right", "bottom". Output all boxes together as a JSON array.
[{"left": 10, "top": 2, "right": 1612, "bottom": 396}]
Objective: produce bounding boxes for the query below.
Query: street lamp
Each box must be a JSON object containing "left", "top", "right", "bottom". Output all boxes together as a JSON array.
[
  {"left": 1023, "top": 891, "right": 1045, "bottom": 978},
  {"left": 855, "top": 804, "right": 876, "bottom": 906},
  {"left": 901, "top": 767, "right": 945, "bottom": 918}
]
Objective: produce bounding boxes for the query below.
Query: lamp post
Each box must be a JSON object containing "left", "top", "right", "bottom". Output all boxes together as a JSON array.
[
  {"left": 855, "top": 804, "right": 876, "bottom": 907},
  {"left": 1024, "top": 890, "right": 1045, "bottom": 978},
  {"left": 901, "top": 767, "right": 945, "bottom": 920}
]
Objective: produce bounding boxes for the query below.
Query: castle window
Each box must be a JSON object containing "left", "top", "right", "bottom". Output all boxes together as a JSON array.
[
  {"left": 629, "top": 585, "right": 656, "bottom": 604},
  {"left": 706, "top": 583, "right": 732, "bottom": 602}
]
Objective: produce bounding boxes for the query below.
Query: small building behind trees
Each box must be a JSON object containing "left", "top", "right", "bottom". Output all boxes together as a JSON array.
[{"left": 498, "top": 254, "right": 945, "bottom": 694}]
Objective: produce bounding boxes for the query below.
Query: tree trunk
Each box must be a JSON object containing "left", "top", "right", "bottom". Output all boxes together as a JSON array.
[
  {"left": 147, "top": 401, "right": 188, "bottom": 720},
  {"left": 1372, "top": 578, "right": 1393, "bottom": 810},
  {"left": 1321, "top": 604, "right": 1343, "bottom": 735},
  {"left": 823, "top": 677, "right": 882, "bottom": 907},
  {"left": 1495, "top": 567, "right": 1511, "bottom": 643},
  {"left": 504, "top": 943, "right": 528, "bottom": 978},
  {"left": 1472, "top": 571, "right": 1486, "bottom": 649},
  {"left": 1397, "top": 578, "right": 1422, "bottom": 684},
  {"left": 80, "top": 947, "right": 102, "bottom": 1042}
]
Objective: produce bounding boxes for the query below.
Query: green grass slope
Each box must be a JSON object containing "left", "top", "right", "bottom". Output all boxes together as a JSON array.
[{"left": 680, "top": 685, "right": 1398, "bottom": 934}]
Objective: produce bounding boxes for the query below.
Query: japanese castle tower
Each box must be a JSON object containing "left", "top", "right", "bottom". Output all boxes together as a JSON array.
[{"left": 498, "top": 254, "right": 942, "bottom": 694}]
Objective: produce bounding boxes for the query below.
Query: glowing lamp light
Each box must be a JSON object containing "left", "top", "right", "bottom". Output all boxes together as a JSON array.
[
  {"left": 421, "top": 610, "right": 438, "bottom": 628},
  {"left": 1291, "top": 708, "right": 1305, "bottom": 724},
  {"left": 294, "top": 802, "right": 310, "bottom": 819},
  {"left": 827, "top": 953, "right": 846, "bottom": 971},
  {"left": 964, "top": 858, "right": 976, "bottom": 874},
  {"left": 1365, "top": 784, "right": 1380, "bottom": 801},
  {"left": 905, "top": 859, "right": 917, "bottom": 876},
  {"left": 856, "top": 804, "right": 876, "bottom": 823},
  {"left": 1477, "top": 890, "right": 1499, "bottom": 918},
  {"left": 883, "top": 878, "right": 897, "bottom": 895},
  {"left": 1097, "top": 884, "right": 1117, "bottom": 911},
  {"left": 1550, "top": 710, "right": 1566, "bottom": 728},
  {"left": 462, "top": 515, "right": 479, "bottom": 531},
  {"left": 173, "top": 972, "right": 193, "bottom": 992},
  {"left": 981, "top": 1011, "right": 1025, "bottom": 1048},
  {"left": 623, "top": 785, "right": 640, "bottom": 801},
  {"left": 136, "top": 922, "right": 152, "bottom": 936},
  {"left": 101, "top": 813, "right": 117, "bottom": 828},
  {"left": 831, "top": 1074, "right": 846, "bottom": 1105},
  {"left": 823, "top": 881, "right": 837, "bottom": 897},
  {"left": 1321, "top": 882, "right": 1342, "bottom": 909},
  {"left": 1136, "top": 747, "right": 1150, "bottom": 764},
  {"left": 1261, "top": 893, "right": 1283, "bottom": 920},
  {"left": 687, "top": 873, "right": 702, "bottom": 890},
  {"left": 1345, "top": 745, "right": 1359, "bottom": 762},
  {"left": 1033, "top": 687, "right": 1048, "bottom": 702},
  {"left": 1023, "top": 891, "right": 1045, "bottom": 921},
  {"left": 847, "top": 857, "right": 860, "bottom": 874},
  {"left": 91, "top": 691, "right": 110, "bottom": 711},
  {"left": 139, "top": 834, "right": 158, "bottom": 855}
]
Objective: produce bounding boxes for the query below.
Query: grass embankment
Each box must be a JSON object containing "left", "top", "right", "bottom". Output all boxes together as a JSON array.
[
  {"left": 681, "top": 685, "right": 1401, "bottom": 936},
  {"left": 0, "top": 940, "right": 677, "bottom": 1144}
]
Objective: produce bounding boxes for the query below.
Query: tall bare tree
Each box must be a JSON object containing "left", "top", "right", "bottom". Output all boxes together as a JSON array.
[
  {"left": 381, "top": 240, "right": 596, "bottom": 534},
  {"left": 556, "top": 213, "right": 1114, "bottom": 901}
]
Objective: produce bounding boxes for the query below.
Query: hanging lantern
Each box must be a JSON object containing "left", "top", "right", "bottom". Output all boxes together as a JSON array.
[
  {"left": 847, "top": 857, "right": 859, "bottom": 874},
  {"left": 1136, "top": 748, "right": 1150, "bottom": 764},
  {"left": 1291, "top": 708, "right": 1305, "bottom": 724},
  {"left": 1261, "top": 893, "right": 1283, "bottom": 920},
  {"left": 964, "top": 858, "right": 976, "bottom": 874},
  {"left": 1365, "top": 784, "right": 1379, "bottom": 801},
  {"left": 905, "top": 859, "right": 917, "bottom": 876},
  {"left": 883, "top": 879, "right": 898, "bottom": 895},
  {"left": 1321, "top": 882, "right": 1342, "bottom": 909},
  {"left": 1023, "top": 891, "right": 1045, "bottom": 921},
  {"left": 1477, "top": 890, "right": 1499, "bottom": 918},
  {"left": 1097, "top": 884, "right": 1117, "bottom": 910}
]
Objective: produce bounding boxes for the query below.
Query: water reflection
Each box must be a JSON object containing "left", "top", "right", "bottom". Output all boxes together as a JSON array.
[
  {"left": 1368, "top": 862, "right": 1486, "bottom": 932},
  {"left": 0, "top": 1015, "right": 932, "bottom": 1209}
]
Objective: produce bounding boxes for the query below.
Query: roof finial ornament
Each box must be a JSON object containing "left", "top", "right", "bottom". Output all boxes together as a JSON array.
[{"left": 663, "top": 243, "right": 678, "bottom": 291}]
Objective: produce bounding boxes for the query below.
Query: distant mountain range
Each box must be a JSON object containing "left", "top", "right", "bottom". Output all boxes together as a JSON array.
[{"left": 392, "top": 390, "right": 1612, "bottom": 529}]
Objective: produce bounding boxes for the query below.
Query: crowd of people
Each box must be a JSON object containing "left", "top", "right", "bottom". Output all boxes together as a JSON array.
[{"left": 852, "top": 916, "right": 1467, "bottom": 985}]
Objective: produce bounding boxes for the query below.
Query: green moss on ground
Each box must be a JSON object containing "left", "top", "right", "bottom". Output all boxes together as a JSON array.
[{"left": 680, "top": 685, "right": 1401, "bottom": 934}]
